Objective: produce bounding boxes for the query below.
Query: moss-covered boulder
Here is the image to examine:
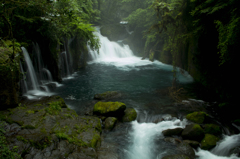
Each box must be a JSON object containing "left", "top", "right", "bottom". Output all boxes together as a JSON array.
[
  {"left": 104, "top": 117, "right": 117, "bottom": 130},
  {"left": 181, "top": 124, "right": 205, "bottom": 142},
  {"left": 94, "top": 91, "right": 121, "bottom": 100},
  {"left": 204, "top": 124, "right": 221, "bottom": 135},
  {"left": 201, "top": 134, "right": 219, "bottom": 150},
  {"left": 186, "top": 111, "right": 208, "bottom": 124},
  {"left": 93, "top": 101, "right": 126, "bottom": 117},
  {"left": 122, "top": 108, "right": 137, "bottom": 122},
  {"left": 162, "top": 128, "right": 183, "bottom": 137}
]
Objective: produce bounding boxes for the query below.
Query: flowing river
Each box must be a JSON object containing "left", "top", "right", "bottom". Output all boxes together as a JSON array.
[{"left": 49, "top": 28, "right": 240, "bottom": 159}]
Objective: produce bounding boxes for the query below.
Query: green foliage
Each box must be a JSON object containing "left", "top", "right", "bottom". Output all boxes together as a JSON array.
[
  {"left": 0, "top": 121, "right": 22, "bottom": 159},
  {"left": 45, "top": 101, "right": 62, "bottom": 115}
]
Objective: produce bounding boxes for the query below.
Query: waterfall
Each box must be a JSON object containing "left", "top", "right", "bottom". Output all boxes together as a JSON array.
[
  {"left": 20, "top": 46, "right": 56, "bottom": 99},
  {"left": 88, "top": 27, "right": 134, "bottom": 61},
  {"left": 22, "top": 47, "right": 39, "bottom": 90}
]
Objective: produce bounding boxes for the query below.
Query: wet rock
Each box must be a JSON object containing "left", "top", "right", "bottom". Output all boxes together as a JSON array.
[
  {"left": 94, "top": 91, "right": 121, "bottom": 100},
  {"left": 230, "top": 146, "right": 240, "bottom": 157},
  {"left": 164, "top": 137, "right": 182, "bottom": 145},
  {"left": 186, "top": 111, "right": 208, "bottom": 124},
  {"left": 203, "top": 124, "right": 221, "bottom": 135},
  {"left": 183, "top": 140, "right": 200, "bottom": 149},
  {"left": 177, "top": 142, "right": 195, "bottom": 159},
  {"left": 181, "top": 124, "right": 204, "bottom": 142},
  {"left": 122, "top": 108, "right": 137, "bottom": 122},
  {"left": 104, "top": 117, "right": 117, "bottom": 130},
  {"left": 45, "top": 83, "right": 57, "bottom": 91},
  {"left": 162, "top": 128, "right": 183, "bottom": 137},
  {"left": 93, "top": 101, "right": 126, "bottom": 117},
  {"left": 162, "top": 154, "right": 190, "bottom": 159},
  {"left": 200, "top": 134, "right": 219, "bottom": 150}
]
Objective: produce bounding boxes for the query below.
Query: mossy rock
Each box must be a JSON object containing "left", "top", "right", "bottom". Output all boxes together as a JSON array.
[
  {"left": 122, "top": 108, "right": 137, "bottom": 122},
  {"left": 93, "top": 101, "right": 126, "bottom": 117},
  {"left": 201, "top": 134, "right": 219, "bottom": 150},
  {"left": 94, "top": 91, "right": 121, "bottom": 100},
  {"left": 104, "top": 117, "right": 117, "bottom": 130},
  {"left": 204, "top": 124, "right": 221, "bottom": 135},
  {"left": 186, "top": 111, "right": 208, "bottom": 124},
  {"left": 181, "top": 124, "right": 204, "bottom": 142},
  {"left": 2, "top": 96, "right": 102, "bottom": 149}
]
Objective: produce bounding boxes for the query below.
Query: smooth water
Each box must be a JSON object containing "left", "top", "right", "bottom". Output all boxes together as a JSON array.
[{"left": 51, "top": 28, "right": 240, "bottom": 159}]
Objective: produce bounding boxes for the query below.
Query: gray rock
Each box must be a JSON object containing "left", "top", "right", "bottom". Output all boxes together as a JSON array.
[
  {"left": 164, "top": 137, "right": 182, "bottom": 145},
  {"left": 183, "top": 140, "right": 200, "bottom": 149},
  {"left": 177, "top": 142, "right": 195, "bottom": 159},
  {"left": 162, "top": 128, "right": 183, "bottom": 137}
]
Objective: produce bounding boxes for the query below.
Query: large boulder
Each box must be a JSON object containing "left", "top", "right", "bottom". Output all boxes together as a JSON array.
[
  {"left": 181, "top": 124, "right": 205, "bottom": 142},
  {"left": 122, "top": 108, "right": 137, "bottom": 122},
  {"left": 203, "top": 124, "right": 221, "bottom": 135},
  {"left": 104, "top": 117, "right": 117, "bottom": 130},
  {"left": 93, "top": 101, "right": 126, "bottom": 117},
  {"left": 162, "top": 128, "right": 183, "bottom": 137},
  {"left": 177, "top": 142, "right": 195, "bottom": 159},
  {"left": 201, "top": 134, "right": 219, "bottom": 150},
  {"left": 164, "top": 137, "right": 182, "bottom": 145},
  {"left": 94, "top": 91, "right": 121, "bottom": 100},
  {"left": 183, "top": 140, "right": 200, "bottom": 149},
  {"left": 186, "top": 111, "right": 208, "bottom": 124}
]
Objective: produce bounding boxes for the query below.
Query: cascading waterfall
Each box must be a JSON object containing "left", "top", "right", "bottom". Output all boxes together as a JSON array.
[
  {"left": 88, "top": 27, "right": 134, "bottom": 61},
  {"left": 20, "top": 46, "right": 55, "bottom": 99}
]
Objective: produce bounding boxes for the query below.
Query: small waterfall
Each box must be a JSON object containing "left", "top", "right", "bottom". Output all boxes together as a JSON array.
[
  {"left": 42, "top": 68, "right": 53, "bottom": 83},
  {"left": 19, "top": 61, "right": 28, "bottom": 93},
  {"left": 22, "top": 47, "right": 39, "bottom": 90},
  {"left": 60, "top": 51, "right": 70, "bottom": 77}
]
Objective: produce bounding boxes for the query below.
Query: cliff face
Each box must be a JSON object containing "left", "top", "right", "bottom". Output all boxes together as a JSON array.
[{"left": 0, "top": 47, "right": 20, "bottom": 109}]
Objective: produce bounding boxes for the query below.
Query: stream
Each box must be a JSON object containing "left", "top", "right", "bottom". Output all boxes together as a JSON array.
[{"left": 22, "top": 27, "right": 240, "bottom": 159}]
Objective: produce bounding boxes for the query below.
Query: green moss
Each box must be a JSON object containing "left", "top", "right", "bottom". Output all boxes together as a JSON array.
[
  {"left": 16, "top": 136, "right": 28, "bottom": 143},
  {"left": 122, "top": 108, "right": 137, "bottom": 122},
  {"left": 204, "top": 124, "right": 221, "bottom": 135},
  {"left": 34, "top": 104, "right": 42, "bottom": 107},
  {"left": 90, "top": 133, "right": 101, "bottom": 148},
  {"left": 93, "top": 101, "right": 126, "bottom": 115},
  {"left": 186, "top": 111, "right": 208, "bottom": 124},
  {"left": 201, "top": 134, "right": 219, "bottom": 150},
  {"left": 64, "top": 114, "right": 73, "bottom": 119},
  {"left": 26, "top": 110, "right": 34, "bottom": 114},
  {"left": 45, "top": 101, "right": 62, "bottom": 115}
]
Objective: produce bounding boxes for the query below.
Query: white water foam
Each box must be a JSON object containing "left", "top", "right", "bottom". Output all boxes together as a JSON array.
[{"left": 127, "top": 119, "right": 188, "bottom": 159}]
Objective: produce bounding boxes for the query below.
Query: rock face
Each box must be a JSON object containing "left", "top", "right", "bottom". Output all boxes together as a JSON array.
[
  {"left": 122, "top": 108, "right": 137, "bottom": 122},
  {"left": 201, "top": 134, "right": 219, "bottom": 150},
  {"left": 94, "top": 91, "right": 121, "bottom": 100},
  {"left": 104, "top": 117, "right": 117, "bottom": 130},
  {"left": 186, "top": 111, "right": 208, "bottom": 124},
  {"left": 0, "top": 46, "right": 20, "bottom": 110},
  {"left": 162, "top": 128, "right": 183, "bottom": 137},
  {"left": 0, "top": 96, "right": 102, "bottom": 158},
  {"left": 181, "top": 124, "right": 204, "bottom": 142},
  {"left": 93, "top": 101, "right": 126, "bottom": 117}
]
